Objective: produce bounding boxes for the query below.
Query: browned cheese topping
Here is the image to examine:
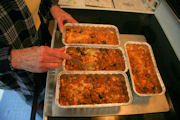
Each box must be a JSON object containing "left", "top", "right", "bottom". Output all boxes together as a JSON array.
[
  {"left": 65, "top": 47, "right": 125, "bottom": 71},
  {"left": 65, "top": 26, "right": 119, "bottom": 45},
  {"left": 126, "top": 44, "right": 162, "bottom": 94},
  {"left": 59, "top": 74, "right": 129, "bottom": 105}
]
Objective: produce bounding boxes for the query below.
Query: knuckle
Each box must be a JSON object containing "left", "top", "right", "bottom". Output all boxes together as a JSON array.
[
  {"left": 39, "top": 63, "right": 44, "bottom": 69},
  {"left": 39, "top": 54, "right": 45, "bottom": 62},
  {"left": 53, "top": 63, "right": 61, "bottom": 69},
  {"left": 40, "top": 46, "right": 49, "bottom": 54},
  {"left": 57, "top": 62, "right": 62, "bottom": 67}
]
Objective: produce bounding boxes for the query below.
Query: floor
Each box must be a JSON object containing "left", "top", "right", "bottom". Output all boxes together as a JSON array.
[{"left": 0, "top": 89, "right": 42, "bottom": 120}]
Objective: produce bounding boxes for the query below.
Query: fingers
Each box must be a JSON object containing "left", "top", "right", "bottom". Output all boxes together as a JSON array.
[
  {"left": 41, "top": 62, "right": 62, "bottom": 70},
  {"left": 58, "top": 16, "right": 78, "bottom": 33},
  {"left": 54, "top": 50, "right": 71, "bottom": 59},
  {"left": 51, "top": 6, "right": 78, "bottom": 33},
  {"left": 36, "top": 62, "right": 62, "bottom": 72},
  {"left": 58, "top": 20, "right": 65, "bottom": 33},
  {"left": 69, "top": 17, "right": 78, "bottom": 23},
  {"left": 44, "top": 46, "right": 71, "bottom": 60},
  {"left": 58, "top": 47, "right": 66, "bottom": 52},
  {"left": 39, "top": 54, "right": 63, "bottom": 63},
  {"left": 38, "top": 56, "right": 64, "bottom": 72}
]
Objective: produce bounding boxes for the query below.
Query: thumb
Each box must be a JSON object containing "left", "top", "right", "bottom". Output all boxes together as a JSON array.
[
  {"left": 58, "top": 21, "right": 65, "bottom": 33},
  {"left": 59, "top": 47, "right": 66, "bottom": 52},
  {"left": 69, "top": 17, "right": 78, "bottom": 23}
]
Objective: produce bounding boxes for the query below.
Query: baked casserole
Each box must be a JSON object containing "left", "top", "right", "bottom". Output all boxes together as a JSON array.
[
  {"left": 65, "top": 47, "right": 126, "bottom": 71},
  {"left": 64, "top": 25, "right": 119, "bottom": 45},
  {"left": 59, "top": 74, "right": 129, "bottom": 105},
  {"left": 126, "top": 44, "right": 162, "bottom": 94}
]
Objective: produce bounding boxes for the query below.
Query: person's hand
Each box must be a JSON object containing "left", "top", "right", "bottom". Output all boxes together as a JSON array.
[
  {"left": 50, "top": 6, "right": 78, "bottom": 33},
  {"left": 10, "top": 46, "right": 71, "bottom": 73}
]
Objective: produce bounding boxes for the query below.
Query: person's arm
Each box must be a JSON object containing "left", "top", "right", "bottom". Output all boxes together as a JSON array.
[
  {"left": 0, "top": 45, "right": 71, "bottom": 74},
  {"left": 10, "top": 46, "right": 71, "bottom": 73},
  {"left": 50, "top": 6, "right": 78, "bottom": 32},
  {"left": 39, "top": 0, "right": 78, "bottom": 32}
]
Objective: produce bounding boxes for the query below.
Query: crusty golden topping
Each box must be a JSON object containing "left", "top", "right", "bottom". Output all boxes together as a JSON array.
[
  {"left": 65, "top": 26, "right": 119, "bottom": 45},
  {"left": 59, "top": 74, "right": 129, "bottom": 105},
  {"left": 65, "top": 47, "right": 125, "bottom": 71},
  {"left": 126, "top": 44, "right": 162, "bottom": 94}
]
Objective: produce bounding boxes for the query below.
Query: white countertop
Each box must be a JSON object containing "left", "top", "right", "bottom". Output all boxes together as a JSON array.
[{"left": 59, "top": 0, "right": 153, "bottom": 14}]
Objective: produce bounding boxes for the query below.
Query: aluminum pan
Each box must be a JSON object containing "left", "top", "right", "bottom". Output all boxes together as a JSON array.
[
  {"left": 124, "top": 41, "right": 166, "bottom": 96},
  {"left": 55, "top": 71, "right": 133, "bottom": 108},
  {"left": 63, "top": 45, "right": 128, "bottom": 72},
  {"left": 62, "top": 23, "right": 121, "bottom": 47}
]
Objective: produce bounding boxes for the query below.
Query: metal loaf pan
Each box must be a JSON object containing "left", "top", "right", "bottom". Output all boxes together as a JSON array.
[
  {"left": 124, "top": 41, "right": 166, "bottom": 96},
  {"left": 55, "top": 71, "right": 133, "bottom": 108},
  {"left": 62, "top": 23, "right": 121, "bottom": 47},
  {"left": 63, "top": 45, "right": 128, "bottom": 72}
]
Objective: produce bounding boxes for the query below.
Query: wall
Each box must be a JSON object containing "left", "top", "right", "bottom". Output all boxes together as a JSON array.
[{"left": 155, "top": 0, "right": 180, "bottom": 61}]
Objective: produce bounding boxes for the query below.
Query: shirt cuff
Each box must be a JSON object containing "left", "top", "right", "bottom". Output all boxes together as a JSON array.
[{"left": 0, "top": 47, "right": 14, "bottom": 73}]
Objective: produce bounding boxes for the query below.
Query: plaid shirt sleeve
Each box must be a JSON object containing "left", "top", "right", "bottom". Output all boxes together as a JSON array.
[
  {"left": 0, "top": 47, "right": 12, "bottom": 73},
  {"left": 0, "top": 0, "right": 39, "bottom": 73},
  {"left": 0, "top": 0, "right": 41, "bottom": 97}
]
